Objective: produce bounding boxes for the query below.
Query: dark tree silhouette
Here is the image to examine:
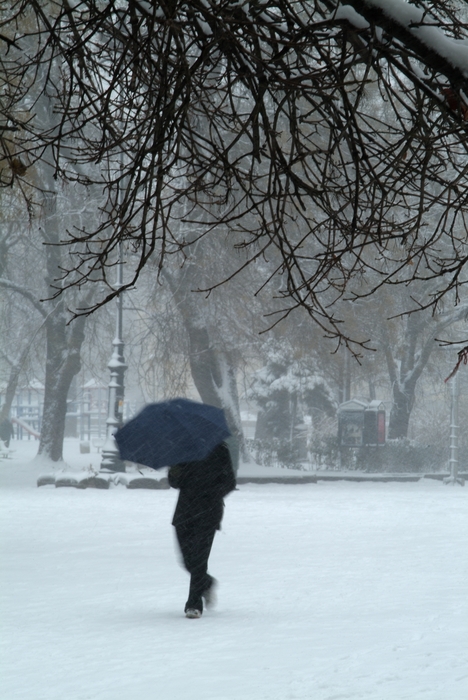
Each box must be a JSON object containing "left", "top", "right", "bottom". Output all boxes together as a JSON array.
[{"left": 1, "top": 1, "right": 468, "bottom": 349}]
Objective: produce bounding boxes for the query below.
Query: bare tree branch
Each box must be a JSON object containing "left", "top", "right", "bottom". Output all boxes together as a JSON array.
[{"left": 2, "top": 1, "right": 468, "bottom": 344}]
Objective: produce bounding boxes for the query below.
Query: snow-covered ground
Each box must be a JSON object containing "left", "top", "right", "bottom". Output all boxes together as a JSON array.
[{"left": 1, "top": 439, "right": 467, "bottom": 700}]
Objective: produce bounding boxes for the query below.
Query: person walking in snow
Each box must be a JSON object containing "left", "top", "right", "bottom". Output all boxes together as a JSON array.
[{"left": 168, "top": 440, "right": 236, "bottom": 619}]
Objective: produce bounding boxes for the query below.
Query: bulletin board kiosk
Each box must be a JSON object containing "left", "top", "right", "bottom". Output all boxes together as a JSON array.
[{"left": 338, "top": 399, "right": 386, "bottom": 447}]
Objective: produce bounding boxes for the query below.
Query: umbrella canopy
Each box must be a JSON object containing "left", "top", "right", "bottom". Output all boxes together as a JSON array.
[{"left": 114, "top": 398, "right": 231, "bottom": 470}]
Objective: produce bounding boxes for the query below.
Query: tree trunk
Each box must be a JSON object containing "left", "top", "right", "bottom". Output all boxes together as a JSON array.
[
  {"left": 0, "top": 345, "right": 30, "bottom": 424},
  {"left": 183, "top": 320, "right": 243, "bottom": 439},
  {"left": 38, "top": 307, "right": 87, "bottom": 462},
  {"left": 387, "top": 383, "right": 414, "bottom": 440},
  {"left": 380, "top": 303, "right": 459, "bottom": 441},
  {"left": 163, "top": 266, "right": 246, "bottom": 462}
]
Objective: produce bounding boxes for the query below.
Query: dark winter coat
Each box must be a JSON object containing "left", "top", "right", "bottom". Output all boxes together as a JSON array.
[{"left": 168, "top": 441, "right": 236, "bottom": 530}]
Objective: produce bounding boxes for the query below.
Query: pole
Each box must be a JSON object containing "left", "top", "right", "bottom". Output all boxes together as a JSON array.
[
  {"left": 100, "top": 242, "right": 127, "bottom": 472},
  {"left": 344, "top": 348, "right": 351, "bottom": 402},
  {"left": 444, "top": 370, "right": 464, "bottom": 486}
]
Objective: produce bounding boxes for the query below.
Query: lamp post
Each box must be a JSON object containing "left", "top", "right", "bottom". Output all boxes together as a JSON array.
[
  {"left": 100, "top": 243, "right": 127, "bottom": 472},
  {"left": 444, "top": 370, "right": 464, "bottom": 486}
]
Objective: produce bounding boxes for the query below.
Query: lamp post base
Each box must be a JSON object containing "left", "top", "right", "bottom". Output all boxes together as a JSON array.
[
  {"left": 100, "top": 438, "right": 126, "bottom": 472},
  {"left": 443, "top": 476, "right": 465, "bottom": 486}
]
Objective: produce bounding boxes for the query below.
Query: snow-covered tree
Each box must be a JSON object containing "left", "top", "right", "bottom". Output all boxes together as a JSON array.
[
  {"left": 378, "top": 296, "right": 468, "bottom": 440},
  {"left": 128, "top": 225, "right": 270, "bottom": 457},
  {"left": 331, "top": 271, "right": 468, "bottom": 440},
  {"left": 249, "top": 338, "right": 335, "bottom": 443},
  {"left": 0, "top": 97, "right": 104, "bottom": 462},
  {"left": 0, "top": 192, "right": 95, "bottom": 461},
  {"left": 0, "top": 192, "right": 40, "bottom": 426}
]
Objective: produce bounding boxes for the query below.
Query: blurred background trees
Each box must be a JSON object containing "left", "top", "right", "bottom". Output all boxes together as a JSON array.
[{"left": 1, "top": 1, "right": 468, "bottom": 465}]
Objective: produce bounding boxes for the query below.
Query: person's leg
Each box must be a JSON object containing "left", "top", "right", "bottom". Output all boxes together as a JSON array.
[
  {"left": 186, "top": 525, "right": 216, "bottom": 611},
  {"left": 175, "top": 521, "right": 194, "bottom": 574},
  {"left": 176, "top": 521, "right": 216, "bottom": 613}
]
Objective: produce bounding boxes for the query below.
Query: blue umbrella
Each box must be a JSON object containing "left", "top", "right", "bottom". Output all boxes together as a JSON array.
[{"left": 114, "top": 398, "right": 231, "bottom": 470}]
